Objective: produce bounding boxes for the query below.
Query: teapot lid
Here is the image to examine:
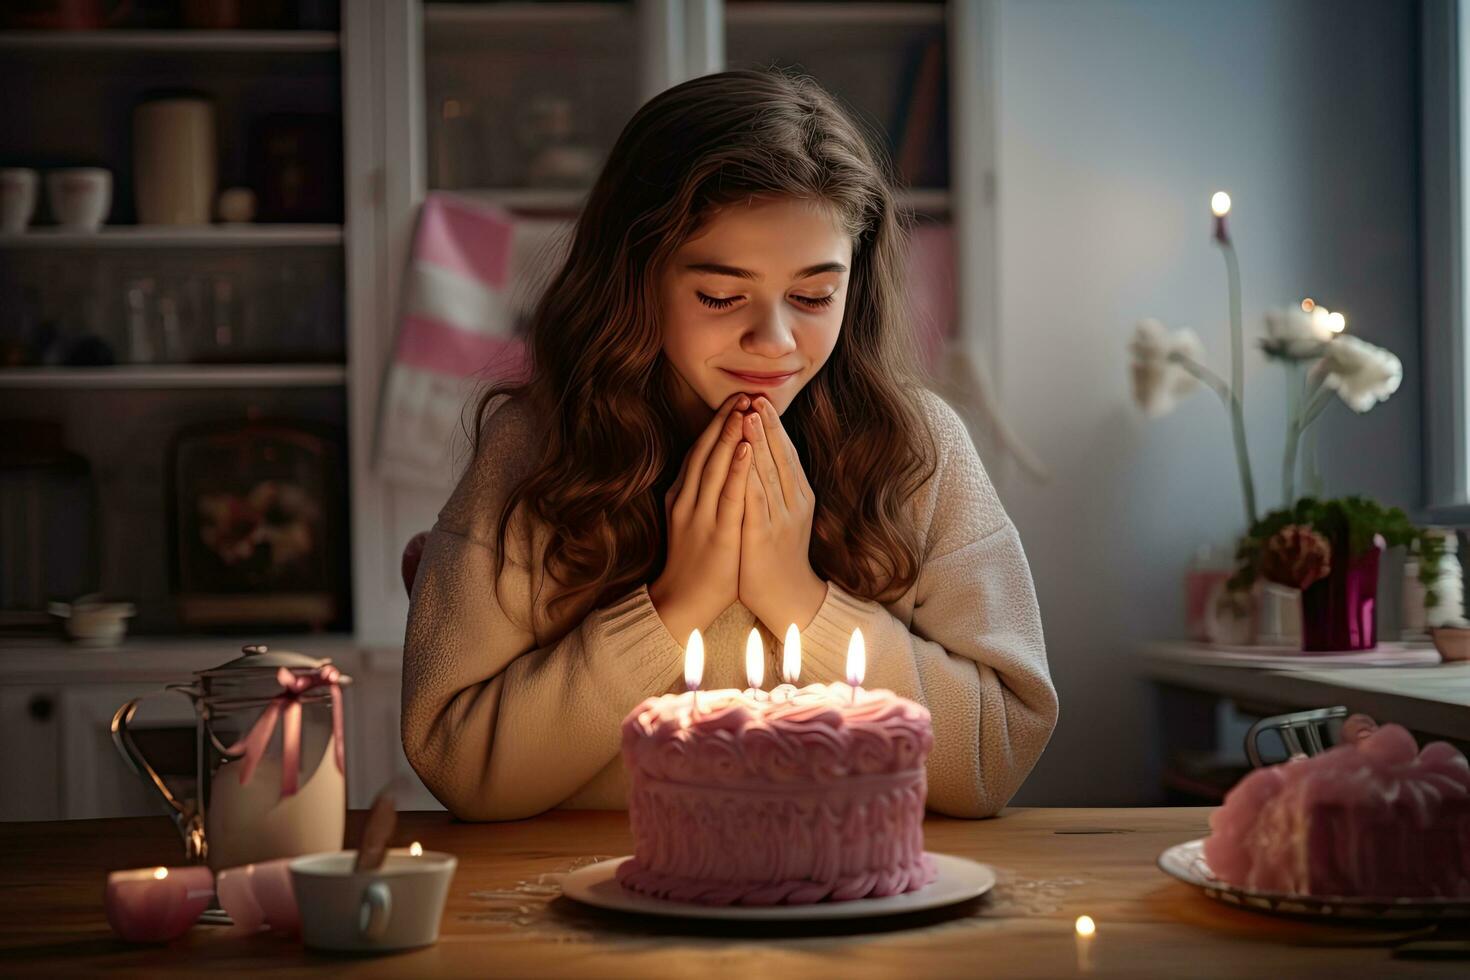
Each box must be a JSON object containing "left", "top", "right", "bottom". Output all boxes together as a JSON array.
[{"left": 198, "top": 643, "right": 329, "bottom": 677}]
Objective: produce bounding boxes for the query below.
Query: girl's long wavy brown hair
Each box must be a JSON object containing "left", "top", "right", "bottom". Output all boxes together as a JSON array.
[{"left": 474, "top": 67, "right": 939, "bottom": 625}]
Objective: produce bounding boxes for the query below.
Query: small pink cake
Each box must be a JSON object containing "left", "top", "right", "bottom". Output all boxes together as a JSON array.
[
  {"left": 1204, "top": 721, "right": 1470, "bottom": 898},
  {"left": 616, "top": 684, "right": 938, "bottom": 905}
]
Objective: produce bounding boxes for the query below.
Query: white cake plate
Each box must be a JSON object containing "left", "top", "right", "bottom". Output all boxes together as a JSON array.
[
  {"left": 561, "top": 853, "right": 994, "bottom": 921},
  {"left": 1159, "top": 838, "right": 1470, "bottom": 921}
]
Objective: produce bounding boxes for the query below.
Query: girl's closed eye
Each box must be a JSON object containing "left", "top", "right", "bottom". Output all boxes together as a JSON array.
[{"left": 697, "top": 292, "right": 836, "bottom": 311}]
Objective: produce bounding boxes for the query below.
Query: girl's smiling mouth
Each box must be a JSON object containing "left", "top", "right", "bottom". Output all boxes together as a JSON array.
[{"left": 720, "top": 368, "right": 799, "bottom": 386}]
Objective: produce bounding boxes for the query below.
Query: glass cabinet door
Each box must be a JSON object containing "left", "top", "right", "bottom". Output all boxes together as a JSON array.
[{"left": 420, "top": 2, "right": 642, "bottom": 207}]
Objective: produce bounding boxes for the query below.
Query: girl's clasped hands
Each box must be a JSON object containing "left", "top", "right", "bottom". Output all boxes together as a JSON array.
[{"left": 649, "top": 392, "right": 828, "bottom": 642}]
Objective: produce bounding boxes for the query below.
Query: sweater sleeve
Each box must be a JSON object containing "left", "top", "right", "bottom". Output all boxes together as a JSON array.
[
  {"left": 399, "top": 398, "right": 686, "bottom": 821},
  {"left": 796, "top": 393, "right": 1059, "bottom": 818}
]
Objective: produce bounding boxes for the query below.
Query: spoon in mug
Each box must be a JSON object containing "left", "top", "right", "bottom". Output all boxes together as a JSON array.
[{"left": 354, "top": 784, "right": 398, "bottom": 873}]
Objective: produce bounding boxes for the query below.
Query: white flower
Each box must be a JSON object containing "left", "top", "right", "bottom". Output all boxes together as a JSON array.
[
  {"left": 1129, "top": 318, "right": 1206, "bottom": 417},
  {"left": 1261, "top": 305, "right": 1329, "bottom": 361},
  {"left": 1314, "top": 334, "right": 1402, "bottom": 412}
]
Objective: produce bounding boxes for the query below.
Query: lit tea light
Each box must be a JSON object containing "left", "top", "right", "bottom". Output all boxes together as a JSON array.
[
  {"left": 105, "top": 864, "right": 215, "bottom": 943},
  {"left": 409, "top": 842, "right": 423, "bottom": 857},
  {"left": 1075, "top": 914, "right": 1097, "bottom": 973}
]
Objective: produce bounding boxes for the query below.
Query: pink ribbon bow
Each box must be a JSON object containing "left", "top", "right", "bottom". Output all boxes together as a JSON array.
[{"left": 223, "top": 665, "right": 346, "bottom": 798}]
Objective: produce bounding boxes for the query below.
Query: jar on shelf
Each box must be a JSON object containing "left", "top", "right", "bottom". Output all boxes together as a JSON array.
[{"left": 1404, "top": 528, "right": 1468, "bottom": 639}]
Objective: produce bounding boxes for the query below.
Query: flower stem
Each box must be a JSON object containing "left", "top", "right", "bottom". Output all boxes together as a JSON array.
[
  {"left": 1283, "top": 362, "right": 1299, "bottom": 508},
  {"left": 1172, "top": 353, "right": 1230, "bottom": 402},
  {"left": 1218, "top": 239, "right": 1257, "bottom": 526}
]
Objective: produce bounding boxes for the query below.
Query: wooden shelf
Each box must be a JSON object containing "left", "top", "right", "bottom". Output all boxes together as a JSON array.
[
  {"left": 423, "top": 3, "right": 628, "bottom": 28},
  {"left": 0, "top": 30, "right": 339, "bottom": 54},
  {"left": 0, "top": 225, "right": 343, "bottom": 249},
  {"left": 726, "top": 2, "right": 945, "bottom": 28},
  {"left": 454, "top": 187, "right": 949, "bottom": 215},
  {"left": 449, "top": 187, "right": 586, "bottom": 212},
  {"left": 423, "top": 1, "right": 633, "bottom": 51},
  {"left": 0, "top": 364, "right": 347, "bottom": 390}
]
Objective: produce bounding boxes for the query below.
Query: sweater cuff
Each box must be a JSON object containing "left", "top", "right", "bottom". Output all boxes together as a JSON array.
[
  {"left": 588, "top": 582, "right": 687, "bottom": 701},
  {"left": 796, "top": 579, "right": 886, "bottom": 683}
]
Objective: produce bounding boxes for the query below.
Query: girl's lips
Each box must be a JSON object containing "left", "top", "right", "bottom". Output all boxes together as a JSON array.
[{"left": 721, "top": 368, "right": 798, "bottom": 385}]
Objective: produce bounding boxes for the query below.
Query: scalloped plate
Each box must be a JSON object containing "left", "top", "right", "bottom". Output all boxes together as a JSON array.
[
  {"left": 562, "top": 853, "right": 994, "bottom": 921},
  {"left": 1159, "top": 838, "right": 1470, "bottom": 920}
]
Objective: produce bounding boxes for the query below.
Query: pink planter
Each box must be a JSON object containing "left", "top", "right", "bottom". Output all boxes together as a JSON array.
[{"left": 1300, "top": 535, "right": 1384, "bottom": 652}]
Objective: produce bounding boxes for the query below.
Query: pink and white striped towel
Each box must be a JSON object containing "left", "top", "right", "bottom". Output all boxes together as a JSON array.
[{"left": 374, "top": 192, "right": 571, "bottom": 489}]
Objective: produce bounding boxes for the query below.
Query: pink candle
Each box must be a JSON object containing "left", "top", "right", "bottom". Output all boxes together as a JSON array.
[{"left": 105, "top": 865, "right": 215, "bottom": 943}]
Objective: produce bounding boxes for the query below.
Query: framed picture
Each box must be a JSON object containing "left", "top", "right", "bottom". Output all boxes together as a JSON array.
[{"left": 168, "top": 419, "right": 348, "bottom": 631}]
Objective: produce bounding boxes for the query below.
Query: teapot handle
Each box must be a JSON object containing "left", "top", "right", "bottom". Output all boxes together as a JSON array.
[{"left": 111, "top": 685, "right": 207, "bottom": 863}]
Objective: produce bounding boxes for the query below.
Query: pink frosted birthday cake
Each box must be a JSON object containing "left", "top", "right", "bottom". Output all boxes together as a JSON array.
[
  {"left": 1204, "top": 720, "right": 1470, "bottom": 898},
  {"left": 616, "top": 684, "right": 938, "bottom": 906}
]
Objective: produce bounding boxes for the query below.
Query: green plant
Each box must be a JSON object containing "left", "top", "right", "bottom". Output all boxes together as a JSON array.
[{"left": 1228, "top": 495, "right": 1441, "bottom": 601}]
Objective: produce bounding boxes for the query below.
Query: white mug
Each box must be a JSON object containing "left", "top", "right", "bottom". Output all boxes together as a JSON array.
[
  {"left": 0, "top": 168, "right": 38, "bottom": 232},
  {"left": 46, "top": 168, "right": 111, "bottom": 231},
  {"left": 289, "top": 848, "right": 456, "bottom": 953}
]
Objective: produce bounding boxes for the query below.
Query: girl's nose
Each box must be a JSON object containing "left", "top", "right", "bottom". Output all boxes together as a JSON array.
[{"left": 742, "top": 309, "right": 798, "bottom": 357}]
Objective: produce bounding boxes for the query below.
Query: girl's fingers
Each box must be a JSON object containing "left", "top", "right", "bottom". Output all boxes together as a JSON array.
[
  {"left": 743, "top": 411, "right": 785, "bottom": 513},
  {"left": 745, "top": 454, "right": 771, "bottom": 523},
  {"left": 717, "top": 441, "right": 752, "bottom": 529},
  {"left": 673, "top": 394, "right": 748, "bottom": 519},
  {"left": 754, "top": 398, "right": 800, "bottom": 510},
  {"left": 695, "top": 408, "right": 746, "bottom": 521}
]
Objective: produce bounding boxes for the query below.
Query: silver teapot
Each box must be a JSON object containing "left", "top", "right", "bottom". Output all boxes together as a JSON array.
[{"left": 111, "top": 644, "right": 352, "bottom": 870}]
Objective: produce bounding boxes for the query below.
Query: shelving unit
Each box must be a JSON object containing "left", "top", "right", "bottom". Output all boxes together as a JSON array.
[
  {"left": 0, "top": 6, "right": 349, "bottom": 640},
  {"left": 0, "top": 30, "right": 339, "bottom": 53},
  {"left": 0, "top": 365, "right": 347, "bottom": 390},
  {"left": 0, "top": 225, "right": 343, "bottom": 249}
]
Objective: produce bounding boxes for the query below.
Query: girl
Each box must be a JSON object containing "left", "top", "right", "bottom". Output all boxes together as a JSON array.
[{"left": 401, "top": 69, "right": 1057, "bottom": 821}]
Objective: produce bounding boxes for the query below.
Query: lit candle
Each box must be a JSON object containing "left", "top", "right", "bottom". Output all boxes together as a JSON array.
[
  {"left": 772, "top": 623, "right": 801, "bottom": 701},
  {"left": 685, "top": 628, "right": 703, "bottom": 715},
  {"left": 846, "top": 627, "right": 866, "bottom": 704},
  {"left": 1075, "top": 914, "right": 1097, "bottom": 973},
  {"left": 104, "top": 865, "right": 215, "bottom": 943},
  {"left": 409, "top": 841, "right": 423, "bottom": 857},
  {"left": 743, "top": 628, "right": 766, "bottom": 699},
  {"left": 1210, "top": 190, "right": 1231, "bottom": 243}
]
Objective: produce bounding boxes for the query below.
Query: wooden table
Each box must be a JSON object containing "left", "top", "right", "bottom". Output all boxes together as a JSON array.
[{"left": 1, "top": 808, "right": 1465, "bottom": 978}]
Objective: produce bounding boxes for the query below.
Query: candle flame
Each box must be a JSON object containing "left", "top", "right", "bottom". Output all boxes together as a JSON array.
[
  {"left": 782, "top": 624, "right": 800, "bottom": 684},
  {"left": 847, "top": 628, "right": 866, "bottom": 688},
  {"left": 1210, "top": 191, "right": 1231, "bottom": 217},
  {"left": 153, "top": 867, "right": 169, "bottom": 880},
  {"left": 1075, "top": 914, "right": 1096, "bottom": 937},
  {"left": 1327, "top": 311, "right": 1345, "bottom": 334},
  {"left": 409, "top": 842, "right": 423, "bottom": 857},
  {"left": 685, "top": 628, "right": 704, "bottom": 691},
  {"left": 745, "top": 628, "right": 764, "bottom": 690}
]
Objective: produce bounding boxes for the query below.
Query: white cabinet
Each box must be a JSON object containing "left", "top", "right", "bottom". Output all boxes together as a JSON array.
[
  {"left": 0, "top": 642, "right": 443, "bottom": 822},
  {"left": 0, "top": 686, "right": 62, "bottom": 821},
  {"left": 60, "top": 683, "right": 199, "bottom": 821}
]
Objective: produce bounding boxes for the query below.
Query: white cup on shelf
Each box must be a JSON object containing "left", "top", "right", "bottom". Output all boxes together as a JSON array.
[
  {"left": 46, "top": 168, "right": 112, "bottom": 232},
  {"left": 0, "top": 168, "right": 38, "bottom": 232}
]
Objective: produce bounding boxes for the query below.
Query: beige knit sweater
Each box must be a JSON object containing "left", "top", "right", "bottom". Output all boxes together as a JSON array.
[{"left": 401, "top": 389, "right": 1058, "bottom": 821}]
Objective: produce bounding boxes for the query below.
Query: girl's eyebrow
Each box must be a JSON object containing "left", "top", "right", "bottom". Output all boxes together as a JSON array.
[{"left": 683, "top": 261, "right": 848, "bottom": 281}]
